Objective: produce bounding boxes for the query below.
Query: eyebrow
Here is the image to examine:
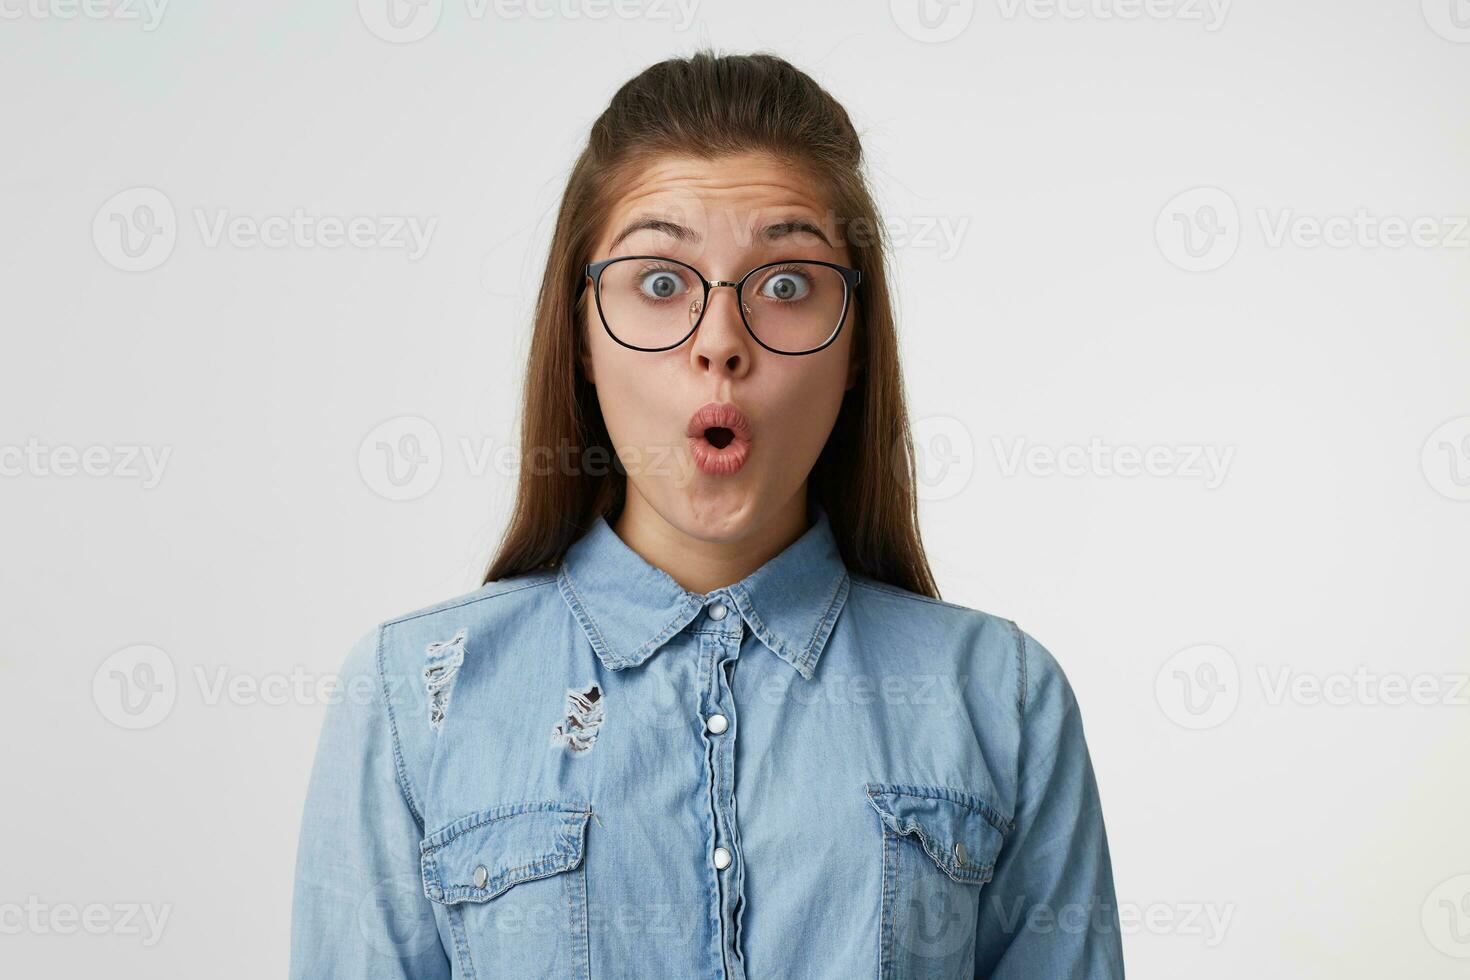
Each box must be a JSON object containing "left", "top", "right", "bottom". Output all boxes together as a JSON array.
[{"left": 608, "top": 216, "right": 833, "bottom": 251}]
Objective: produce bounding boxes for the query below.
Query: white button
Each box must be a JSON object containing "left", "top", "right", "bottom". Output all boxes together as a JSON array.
[
  {"left": 708, "top": 602, "right": 728, "bottom": 621},
  {"left": 713, "top": 846, "right": 732, "bottom": 869},
  {"left": 473, "top": 865, "right": 489, "bottom": 889},
  {"left": 705, "top": 713, "right": 728, "bottom": 735}
]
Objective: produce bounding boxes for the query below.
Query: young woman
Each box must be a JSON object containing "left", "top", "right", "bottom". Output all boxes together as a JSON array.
[{"left": 291, "top": 51, "right": 1124, "bottom": 980}]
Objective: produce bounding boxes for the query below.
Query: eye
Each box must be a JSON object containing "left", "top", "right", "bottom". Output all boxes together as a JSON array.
[
  {"left": 758, "top": 267, "right": 811, "bottom": 302},
  {"left": 638, "top": 268, "right": 688, "bottom": 300}
]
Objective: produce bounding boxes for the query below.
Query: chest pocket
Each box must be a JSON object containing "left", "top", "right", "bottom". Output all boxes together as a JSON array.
[
  {"left": 865, "top": 784, "right": 1011, "bottom": 980},
  {"left": 420, "top": 801, "right": 592, "bottom": 980}
]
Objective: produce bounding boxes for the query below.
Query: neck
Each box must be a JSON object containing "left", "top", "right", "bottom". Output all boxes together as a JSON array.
[{"left": 611, "top": 488, "right": 812, "bottom": 595}]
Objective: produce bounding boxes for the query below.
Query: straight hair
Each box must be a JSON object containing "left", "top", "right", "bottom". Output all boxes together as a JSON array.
[{"left": 484, "top": 49, "right": 939, "bottom": 600}]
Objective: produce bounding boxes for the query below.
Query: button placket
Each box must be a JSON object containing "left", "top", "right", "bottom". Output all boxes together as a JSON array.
[{"left": 700, "top": 596, "right": 746, "bottom": 975}]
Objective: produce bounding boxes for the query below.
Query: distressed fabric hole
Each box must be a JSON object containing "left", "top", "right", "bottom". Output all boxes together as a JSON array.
[
  {"left": 550, "top": 683, "right": 604, "bottom": 753},
  {"left": 424, "top": 628, "right": 467, "bottom": 732}
]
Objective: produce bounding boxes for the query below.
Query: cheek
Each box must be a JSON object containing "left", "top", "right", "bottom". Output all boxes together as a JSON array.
[
  {"left": 763, "top": 354, "right": 850, "bottom": 454},
  {"left": 586, "top": 330, "right": 676, "bottom": 446}
]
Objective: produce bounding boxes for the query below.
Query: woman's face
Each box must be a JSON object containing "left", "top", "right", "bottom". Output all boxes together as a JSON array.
[{"left": 581, "top": 151, "right": 860, "bottom": 541}]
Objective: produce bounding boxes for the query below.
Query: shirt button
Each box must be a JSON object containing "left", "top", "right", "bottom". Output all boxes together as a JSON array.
[
  {"left": 708, "top": 602, "right": 728, "bottom": 621},
  {"left": 473, "top": 865, "right": 489, "bottom": 889},
  {"left": 705, "top": 713, "right": 728, "bottom": 735},
  {"left": 953, "top": 841, "right": 967, "bottom": 865},
  {"left": 713, "top": 846, "right": 732, "bottom": 870}
]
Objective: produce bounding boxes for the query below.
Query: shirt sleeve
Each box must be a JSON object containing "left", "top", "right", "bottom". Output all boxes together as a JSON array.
[
  {"left": 973, "top": 628, "right": 1126, "bottom": 979},
  {"left": 289, "top": 627, "right": 451, "bottom": 979}
]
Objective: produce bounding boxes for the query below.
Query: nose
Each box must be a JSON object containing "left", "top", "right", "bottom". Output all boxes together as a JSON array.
[{"left": 689, "top": 284, "right": 751, "bottom": 378}]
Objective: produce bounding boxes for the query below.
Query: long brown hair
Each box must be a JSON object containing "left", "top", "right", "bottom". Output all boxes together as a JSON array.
[{"left": 483, "top": 49, "right": 939, "bottom": 600}]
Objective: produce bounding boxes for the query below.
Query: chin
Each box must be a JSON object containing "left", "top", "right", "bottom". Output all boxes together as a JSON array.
[{"left": 675, "top": 490, "right": 761, "bottom": 541}]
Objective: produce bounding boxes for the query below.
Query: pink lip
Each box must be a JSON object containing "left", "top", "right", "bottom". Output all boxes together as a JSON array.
[{"left": 686, "top": 401, "right": 753, "bottom": 477}]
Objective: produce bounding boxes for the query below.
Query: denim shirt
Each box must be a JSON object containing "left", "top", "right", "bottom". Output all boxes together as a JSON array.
[{"left": 290, "top": 502, "right": 1124, "bottom": 979}]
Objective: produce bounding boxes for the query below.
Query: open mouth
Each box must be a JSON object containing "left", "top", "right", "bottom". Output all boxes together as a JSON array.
[
  {"left": 686, "top": 402, "right": 753, "bottom": 476},
  {"left": 704, "top": 426, "right": 736, "bottom": 449}
]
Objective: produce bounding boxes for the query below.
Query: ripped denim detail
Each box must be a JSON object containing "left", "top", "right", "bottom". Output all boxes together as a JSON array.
[
  {"left": 550, "top": 683, "right": 604, "bottom": 753},
  {"left": 424, "top": 628, "right": 467, "bottom": 732}
]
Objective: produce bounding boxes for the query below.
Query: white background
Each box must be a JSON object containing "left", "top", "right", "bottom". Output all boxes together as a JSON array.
[{"left": 2, "top": 0, "right": 1467, "bottom": 976}]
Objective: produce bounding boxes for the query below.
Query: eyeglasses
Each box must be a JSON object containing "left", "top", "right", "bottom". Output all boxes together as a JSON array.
[{"left": 577, "top": 255, "right": 861, "bottom": 356}]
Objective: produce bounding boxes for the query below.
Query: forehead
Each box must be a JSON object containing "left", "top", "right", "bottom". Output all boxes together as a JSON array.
[{"left": 596, "top": 152, "right": 838, "bottom": 251}]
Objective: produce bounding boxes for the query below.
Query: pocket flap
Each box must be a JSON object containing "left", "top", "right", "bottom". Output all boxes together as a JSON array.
[
  {"left": 420, "top": 801, "right": 592, "bottom": 905},
  {"left": 864, "top": 784, "right": 1011, "bottom": 884}
]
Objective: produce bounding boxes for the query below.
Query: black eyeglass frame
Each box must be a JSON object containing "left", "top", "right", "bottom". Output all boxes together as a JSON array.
[{"left": 576, "top": 255, "right": 861, "bottom": 356}]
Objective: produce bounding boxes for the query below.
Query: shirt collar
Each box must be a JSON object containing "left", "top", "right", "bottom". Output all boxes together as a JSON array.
[{"left": 557, "top": 500, "right": 850, "bottom": 680}]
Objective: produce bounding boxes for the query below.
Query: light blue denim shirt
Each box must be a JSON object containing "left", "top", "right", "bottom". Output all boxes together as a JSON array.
[{"left": 291, "top": 501, "right": 1124, "bottom": 978}]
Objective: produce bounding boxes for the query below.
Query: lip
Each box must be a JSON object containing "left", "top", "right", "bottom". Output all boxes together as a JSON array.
[{"left": 685, "top": 401, "right": 753, "bottom": 477}]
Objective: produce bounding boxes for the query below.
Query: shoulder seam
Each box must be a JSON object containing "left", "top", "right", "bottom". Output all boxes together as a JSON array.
[
  {"left": 381, "top": 573, "right": 557, "bottom": 629},
  {"left": 1009, "top": 619, "right": 1029, "bottom": 718},
  {"left": 849, "top": 577, "right": 973, "bottom": 612},
  {"left": 373, "top": 622, "right": 425, "bottom": 830}
]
